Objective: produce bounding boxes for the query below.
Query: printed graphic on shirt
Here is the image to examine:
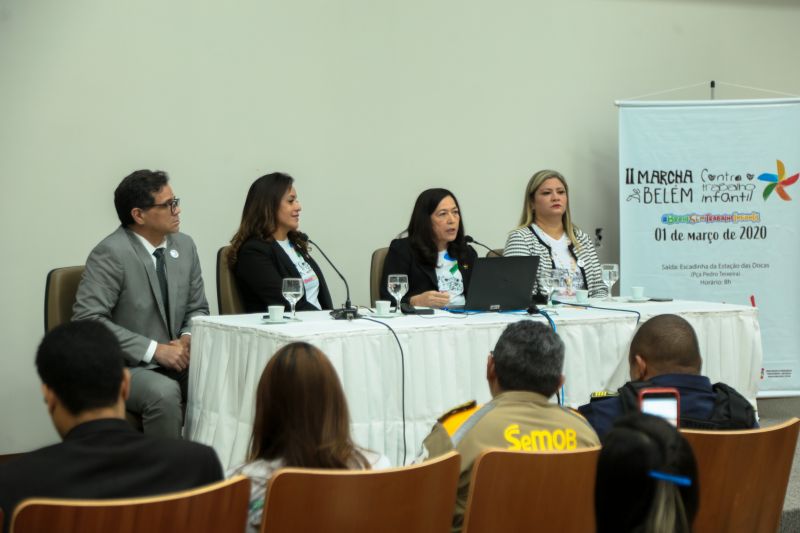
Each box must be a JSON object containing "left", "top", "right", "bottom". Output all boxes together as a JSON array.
[
  {"left": 436, "top": 251, "right": 464, "bottom": 303},
  {"left": 503, "top": 423, "right": 578, "bottom": 451}
]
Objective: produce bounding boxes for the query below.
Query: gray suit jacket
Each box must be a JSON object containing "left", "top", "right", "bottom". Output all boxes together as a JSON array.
[{"left": 73, "top": 226, "right": 209, "bottom": 366}]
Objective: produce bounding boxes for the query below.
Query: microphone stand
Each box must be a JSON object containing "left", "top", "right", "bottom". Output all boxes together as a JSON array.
[
  {"left": 465, "top": 236, "right": 503, "bottom": 257},
  {"left": 304, "top": 236, "right": 360, "bottom": 320}
]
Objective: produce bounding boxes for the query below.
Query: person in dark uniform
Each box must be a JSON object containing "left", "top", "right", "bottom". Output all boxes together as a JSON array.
[
  {"left": 419, "top": 320, "right": 599, "bottom": 532},
  {"left": 0, "top": 321, "right": 223, "bottom": 532},
  {"left": 578, "top": 314, "right": 757, "bottom": 439}
]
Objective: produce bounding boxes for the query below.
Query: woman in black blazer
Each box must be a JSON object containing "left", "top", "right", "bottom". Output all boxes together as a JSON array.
[
  {"left": 380, "top": 188, "right": 477, "bottom": 308},
  {"left": 229, "top": 173, "right": 333, "bottom": 313}
]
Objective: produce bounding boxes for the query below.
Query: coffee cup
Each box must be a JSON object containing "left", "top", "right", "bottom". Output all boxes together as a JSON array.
[
  {"left": 268, "top": 305, "right": 284, "bottom": 321},
  {"left": 375, "top": 300, "right": 391, "bottom": 315},
  {"left": 576, "top": 289, "right": 589, "bottom": 305},
  {"left": 631, "top": 286, "right": 645, "bottom": 300}
]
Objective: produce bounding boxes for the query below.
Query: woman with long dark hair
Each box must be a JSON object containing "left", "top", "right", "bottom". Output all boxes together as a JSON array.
[
  {"left": 596, "top": 413, "right": 699, "bottom": 533},
  {"left": 380, "top": 188, "right": 477, "bottom": 308},
  {"left": 228, "top": 342, "right": 390, "bottom": 532},
  {"left": 229, "top": 172, "right": 332, "bottom": 312}
]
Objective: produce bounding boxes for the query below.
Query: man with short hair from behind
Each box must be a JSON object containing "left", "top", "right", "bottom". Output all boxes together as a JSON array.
[
  {"left": 73, "top": 169, "right": 209, "bottom": 438},
  {"left": 0, "top": 321, "right": 223, "bottom": 531},
  {"left": 419, "top": 320, "right": 599, "bottom": 532},
  {"left": 578, "top": 313, "right": 757, "bottom": 438}
]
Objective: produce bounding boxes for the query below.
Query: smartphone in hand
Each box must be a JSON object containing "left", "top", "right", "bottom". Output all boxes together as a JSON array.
[{"left": 638, "top": 387, "right": 680, "bottom": 427}]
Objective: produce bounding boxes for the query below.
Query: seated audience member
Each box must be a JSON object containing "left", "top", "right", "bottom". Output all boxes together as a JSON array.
[
  {"left": 380, "top": 188, "right": 477, "bottom": 309},
  {"left": 229, "top": 172, "right": 333, "bottom": 313},
  {"left": 419, "top": 320, "right": 599, "bottom": 531},
  {"left": 596, "top": 413, "right": 699, "bottom": 533},
  {"left": 73, "top": 169, "right": 209, "bottom": 438},
  {"left": 579, "top": 314, "right": 757, "bottom": 438},
  {"left": 0, "top": 321, "right": 223, "bottom": 531},
  {"left": 504, "top": 169, "right": 606, "bottom": 299},
  {"left": 228, "top": 342, "right": 389, "bottom": 533}
]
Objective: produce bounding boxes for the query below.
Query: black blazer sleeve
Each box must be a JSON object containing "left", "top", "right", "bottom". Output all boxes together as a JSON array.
[{"left": 234, "top": 238, "right": 332, "bottom": 312}]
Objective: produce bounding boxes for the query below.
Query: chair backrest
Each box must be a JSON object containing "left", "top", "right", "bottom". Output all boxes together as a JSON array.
[
  {"left": 369, "top": 247, "right": 389, "bottom": 306},
  {"left": 681, "top": 417, "right": 800, "bottom": 533},
  {"left": 44, "top": 266, "right": 85, "bottom": 333},
  {"left": 217, "top": 246, "right": 245, "bottom": 315},
  {"left": 11, "top": 475, "right": 251, "bottom": 533},
  {"left": 486, "top": 248, "right": 504, "bottom": 258},
  {"left": 461, "top": 447, "right": 601, "bottom": 533},
  {"left": 261, "top": 450, "right": 460, "bottom": 533}
]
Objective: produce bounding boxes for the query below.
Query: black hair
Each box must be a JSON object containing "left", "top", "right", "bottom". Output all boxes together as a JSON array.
[
  {"left": 228, "top": 172, "right": 307, "bottom": 266},
  {"left": 492, "top": 320, "right": 564, "bottom": 397},
  {"left": 114, "top": 169, "right": 170, "bottom": 226},
  {"left": 36, "top": 321, "right": 125, "bottom": 415},
  {"left": 629, "top": 314, "right": 702, "bottom": 374},
  {"left": 406, "top": 188, "right": 468, "bottom": 268},
  {"left": 596, "top": 413, "right": 699, "bottom": 533}
]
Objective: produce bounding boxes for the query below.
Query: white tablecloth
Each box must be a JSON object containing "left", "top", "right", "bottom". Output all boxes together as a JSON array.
[{"left": 185, "top": 300, "right": 762, "bottom": 468}]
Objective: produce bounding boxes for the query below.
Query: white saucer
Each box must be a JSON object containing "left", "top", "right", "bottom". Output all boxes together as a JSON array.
[
  {"left": 369, "top": 313, "right": 399, "bottom": 319},
  {"left": 628, "top": 297, "right": 650, "bottom": 303},
  {"left": 262, "top": 318, "right": 289, "bottom": 324}
]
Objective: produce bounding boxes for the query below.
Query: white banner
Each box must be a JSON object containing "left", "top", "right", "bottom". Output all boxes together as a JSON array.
[{"left": 618, "top": 98, "right": 800, "bottom": 395}]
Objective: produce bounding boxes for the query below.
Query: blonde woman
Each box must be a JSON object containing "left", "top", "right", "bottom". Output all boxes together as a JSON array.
[{"left": 504, "top": 170, "right": 606, "bottom": 299}]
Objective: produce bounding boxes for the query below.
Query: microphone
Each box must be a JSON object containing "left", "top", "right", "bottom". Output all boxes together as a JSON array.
[
  {"left": 464, "top": 235, "right": 503, "bottom": 257},
  {"left": 296, "top": 232, "right": 360, "bottom": 320}
]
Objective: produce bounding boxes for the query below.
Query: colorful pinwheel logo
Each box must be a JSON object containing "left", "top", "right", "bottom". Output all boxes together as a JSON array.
[{"left": 758, "top": 160, "right": 798, "bottom": 201}]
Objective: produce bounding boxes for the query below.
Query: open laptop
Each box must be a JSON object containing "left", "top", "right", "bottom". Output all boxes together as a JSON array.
[{"left": 447, "top": 255, "right": 540, "bottom": 312}]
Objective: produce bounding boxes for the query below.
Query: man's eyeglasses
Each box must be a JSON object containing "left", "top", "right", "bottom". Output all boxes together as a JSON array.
[{"left": 144, "top": 198, "right": 180, "bottom": 215}]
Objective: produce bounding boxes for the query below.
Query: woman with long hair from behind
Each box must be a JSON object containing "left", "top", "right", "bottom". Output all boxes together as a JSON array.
[
  {"left": 595, "top": 413, "right": 699, "bottom": 533},
  {"left": 228, "top": 342, "right": 390, "bottom": 533}
]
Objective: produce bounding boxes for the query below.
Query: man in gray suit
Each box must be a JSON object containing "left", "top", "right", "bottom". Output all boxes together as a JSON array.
[{"left": 73, "top": 169, "right": 209, "bottom": 438}]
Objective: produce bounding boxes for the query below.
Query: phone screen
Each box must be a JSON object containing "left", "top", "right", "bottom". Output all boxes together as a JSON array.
[{"left": 641, "top": 395, "right": 679, "bottom": 427}]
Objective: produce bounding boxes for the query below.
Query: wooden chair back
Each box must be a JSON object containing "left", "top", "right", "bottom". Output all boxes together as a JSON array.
[
  {"left": 217, "top": 246, "right": 245, "bottom": 315},
  {"left": 261, "top": 450, "right": 460, "bottom": 533},
  {"left": 461, "top": 447, "right": 601, "bottom": 533},
  {"left": 11, "top": 475, "right": 250, "bottom": 533},
  {"left": 369, "top": 247, "right": 389, "bottom": 306},
  {"left": 44, "top": 266, "right": 84, "bottom": 332},
  {"left": 681, "top": 417, "right": 800, "bottom": 533}
]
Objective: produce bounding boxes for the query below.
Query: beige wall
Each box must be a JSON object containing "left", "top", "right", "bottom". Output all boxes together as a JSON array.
[{"left": 1, "top": 0, "right": 798, "bottom": 452}]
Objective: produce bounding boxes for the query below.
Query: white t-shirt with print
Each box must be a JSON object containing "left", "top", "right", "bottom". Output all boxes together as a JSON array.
[
  {"left": 531, "top": 225, "right": 585, "bottom": 290},
  {"left": 435, "top": 250, "right": 465, "bottom": 306},
  {"left": 277, "top": 239, "right": 321, "bottom": 310}
]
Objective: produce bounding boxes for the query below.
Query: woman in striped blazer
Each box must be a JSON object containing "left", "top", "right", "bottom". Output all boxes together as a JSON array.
[{"left": 503, "top": 169, "right": 607, "bottom": 300}]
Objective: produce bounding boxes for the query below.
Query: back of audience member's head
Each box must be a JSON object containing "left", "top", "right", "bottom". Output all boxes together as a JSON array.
[
  {"left": 492, "top": 320, "right": 564, "bottom": 397},
  {"left": 249, "top": 342, "right": 369, "bottom": 469},
  {"left": 36, "top": 321, "right": 126, "bottom": 416},
  {"left": 629, "top": 314, "right": 702, "bottom": 377},
  {"left": 596, "top": 413, "right": 698, "bottom": 533}
]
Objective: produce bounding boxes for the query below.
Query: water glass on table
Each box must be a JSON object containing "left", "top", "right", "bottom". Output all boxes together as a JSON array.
[
  {"left": 282, "top": 278, "right": 304, "bottom": 319},
  {"left": 600, "top": 264, "right": 619, "bottom": 301},
  {"left": 387, "top": 274, "right": 409, "bottom": 314}
]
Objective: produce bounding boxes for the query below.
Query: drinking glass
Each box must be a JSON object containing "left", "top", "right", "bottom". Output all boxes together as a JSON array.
[
  {"left": 571, "top": 271, "right": 585, "bottom": 295},
  {"left": 539, "top": 273, "right": 558, "bottom": 307},
  {"left": 387, "top": 274, "right": 409, "bottom": 314},
  {"left": 600, "top": 264, "right": 619, "bottom": 301},
  {"left": 282, "top": 278, "right": 304, "bottom": 319}
]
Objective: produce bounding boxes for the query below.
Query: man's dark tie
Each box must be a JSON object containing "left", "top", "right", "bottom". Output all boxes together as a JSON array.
[{"left": 153, "top": 248, "right": 171, "bottom": 332}]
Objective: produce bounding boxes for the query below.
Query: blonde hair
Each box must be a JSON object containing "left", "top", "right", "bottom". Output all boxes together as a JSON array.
[
  {"left": 643, "top": 481, "right": 692, "bottom": 533},
  {"left": 517, "top": 169, "right": 580, "bottom": 249}
]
